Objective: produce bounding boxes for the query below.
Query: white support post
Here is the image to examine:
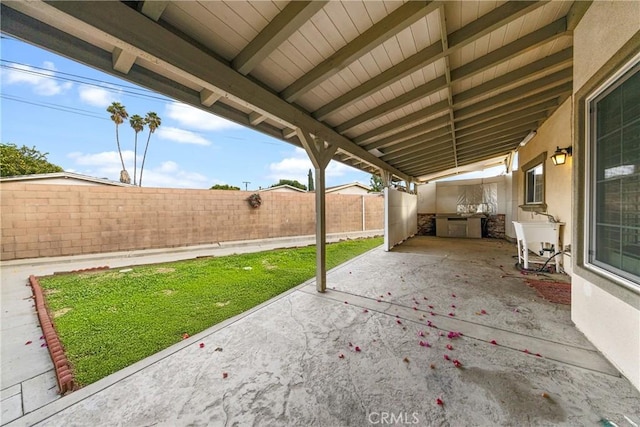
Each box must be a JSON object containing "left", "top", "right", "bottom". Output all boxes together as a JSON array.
[
  {"left": 296, "top": 128, "right": 337, "bottom": 292},
  {"left": 381, "top": 170, "right": 392, "bottom": 188},
  {"left": 314, "top": 164, "right": 327, "bottom": 292}
]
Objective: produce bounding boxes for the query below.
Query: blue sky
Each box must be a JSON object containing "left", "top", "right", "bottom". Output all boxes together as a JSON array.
[{"left": 0, "top": 37, "right": 372, "bottom": 190}]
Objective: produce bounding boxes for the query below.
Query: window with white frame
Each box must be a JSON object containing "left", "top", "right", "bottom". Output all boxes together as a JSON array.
[
  {"left": 587, "top": 58, "right": 640, "bottom": 284},
  {"left": 520, "top": 151, "right": 546, "bottom": 211},
  {"left": 525, "top": 163, "right": 544, "bottom": 204}
]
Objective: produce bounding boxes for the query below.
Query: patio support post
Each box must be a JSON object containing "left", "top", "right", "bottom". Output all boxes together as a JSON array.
[
  {"left": 381, "top": 170, "right": 392, "bottom": 188},
  {"left": 296, "top": 128, "right": 338, "bottom": 292}
]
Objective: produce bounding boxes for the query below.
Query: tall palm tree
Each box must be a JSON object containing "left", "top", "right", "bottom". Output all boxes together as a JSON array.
[
  {"left": 129, "top": 114, "right": 145, "bottom": 185},
  {"left": 106, "top": 102, "right": 130, "bottom": 183},
  {"left": 139, "top": 112, "right": 161, "bottom": 187}
]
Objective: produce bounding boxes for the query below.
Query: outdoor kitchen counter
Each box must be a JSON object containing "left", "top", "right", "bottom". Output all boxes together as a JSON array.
[{"left": 435, "top": 214, "right": 486, "bottom": 238}]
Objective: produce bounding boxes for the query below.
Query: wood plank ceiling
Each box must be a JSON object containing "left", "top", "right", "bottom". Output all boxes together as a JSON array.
[{"left": 1, "top": 0, "right": 588, "bottom": 183}]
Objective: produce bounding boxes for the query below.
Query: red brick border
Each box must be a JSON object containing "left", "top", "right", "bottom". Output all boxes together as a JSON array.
[{"left": 29, "top": 275, "right": 75, "bottom": 394}]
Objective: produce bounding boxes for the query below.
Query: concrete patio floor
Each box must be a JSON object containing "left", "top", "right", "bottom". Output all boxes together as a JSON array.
[{"left": 4, "top": 236, "right": 640, "bottom": 426}]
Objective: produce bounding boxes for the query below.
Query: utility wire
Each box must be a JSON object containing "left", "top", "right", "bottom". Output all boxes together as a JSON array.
[
  {"left": 1, "top": 59, "right": 147, "bottom": 91},
  {"left": 1, "top": 60, "right": 169, "bottom": 102},
  {"left": 1, "top": 94, "right": 109, "bottom": 120},
  {"left": 1, "top": 60, "right": 288, "bottom": 148}
]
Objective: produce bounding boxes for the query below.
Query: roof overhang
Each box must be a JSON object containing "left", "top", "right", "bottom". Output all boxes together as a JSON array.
[{"left": 1, "top": 1, "right": 591, "bottom": 183}]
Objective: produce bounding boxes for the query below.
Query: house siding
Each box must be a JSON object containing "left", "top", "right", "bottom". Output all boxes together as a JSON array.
[{"left": 572, "top": 2, "right": 640, "bottom": 391}]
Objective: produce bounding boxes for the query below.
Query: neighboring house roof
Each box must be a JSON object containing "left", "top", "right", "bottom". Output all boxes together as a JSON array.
[
  {"left": 259, "top": 184, "right": 307, "bottom": 193},
  {"left": 0, "top": 172, "right": 128, "bottom": 187},
  {"left": 326, "top": 182, "right": 373, "bottom": 194}
]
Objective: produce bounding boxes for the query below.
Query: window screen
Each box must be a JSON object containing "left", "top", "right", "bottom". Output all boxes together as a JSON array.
[{"left": 589, "top": 63, "right": 640, "bottom": 283}]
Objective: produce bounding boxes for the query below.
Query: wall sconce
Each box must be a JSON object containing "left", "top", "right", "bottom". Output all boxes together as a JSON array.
[{"left": 551, "top": 146, "right": 573, "bottom": 165}]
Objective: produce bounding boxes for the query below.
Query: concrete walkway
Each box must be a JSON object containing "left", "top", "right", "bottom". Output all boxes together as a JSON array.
[
  {"left": 0, "top": 231, "right": 380, "bottom": 425},
  {"left": 3, "top": 235, "right": 640, "bottom": 426}
]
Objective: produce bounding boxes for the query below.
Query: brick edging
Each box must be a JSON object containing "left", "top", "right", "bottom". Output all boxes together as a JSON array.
[{"left": 29, "top": 275, "right": 75, "bottom": 395}]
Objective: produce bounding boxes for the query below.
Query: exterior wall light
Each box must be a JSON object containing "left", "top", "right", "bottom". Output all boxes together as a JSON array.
[{"left": 551, "top": 146, "right": 573, "bottom": 165}]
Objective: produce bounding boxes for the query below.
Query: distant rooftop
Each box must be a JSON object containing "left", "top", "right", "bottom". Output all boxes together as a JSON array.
[{"left": 0, "top": 172, "right": 129, "bottom": 187}]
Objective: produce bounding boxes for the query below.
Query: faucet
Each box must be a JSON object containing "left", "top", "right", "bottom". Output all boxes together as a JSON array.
[{"left": 534, "top": 212, "right": 557, "bottom": 223}]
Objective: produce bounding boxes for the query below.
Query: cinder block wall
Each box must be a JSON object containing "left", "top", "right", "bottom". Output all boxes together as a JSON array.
[{"left": 0, "top": 184, "right": 383, "bottom": 260}]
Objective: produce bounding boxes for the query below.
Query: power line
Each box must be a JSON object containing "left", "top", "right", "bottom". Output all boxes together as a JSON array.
[
  {"left": 1, "top": 59, "right": 147, "bottom": 91},
  {"left": 1, "top": 60, "right": 290, "bottom": 148},
  {"left": 0, "top": 60, "right": 169, "bottom": 102},
  {"left": 1, "top": 94, "right": 109, "bottom": 120}
]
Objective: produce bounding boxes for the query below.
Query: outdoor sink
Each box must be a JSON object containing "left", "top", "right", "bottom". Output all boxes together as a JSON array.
[{"left": 513, "top": 221, "right": 565, "bottom": 270}]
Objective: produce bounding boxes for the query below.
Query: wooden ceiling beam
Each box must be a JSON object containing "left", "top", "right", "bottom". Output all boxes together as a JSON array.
[
  {"left": 232, "top": 1, "right": 328, "bottom": 75},
  {"left": 332, "top": 76, "right": 447, "bottom": 132},
  {"left": 453, "top": 48, "right": 572, "bottom": 106},
  {"left": 451, "top": 18, "right": 568, "bottom": 81},
  {"left": 355, "top": 102, "right": 449, "bottom": 146},
  {"left": 314, "top": 1, "right": 546, "bottom": 120},
  {"left": 280, "top": 1, "right": 438, "bottom": 102},
  {"left": 139, "top": 1, "right": 168, "bottom": 21},
  {"left": 38, "top": 1, "right": 410, "bottom": 181}
]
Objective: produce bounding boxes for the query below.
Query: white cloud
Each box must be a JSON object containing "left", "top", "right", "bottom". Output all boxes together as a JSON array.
[
  {"left": 68, "top": 150, "right": 135, "bottom": 167},
  {"left": 2, "top": 61, "right": 72, "bottom": 96},
  {"left": 139, "top": 167, "right": 209, "bottom": 189},
  {"left": 165, "top": 101, "right": 241, "bottom": 131},
  {"left": 78, "top": 84, "right": 119, "bottom": 108},
  {"left": 67, "top": 150, "right": 210, "bottom": 188},
  {"left": 156, "top": 126, "right": 211, "bottom": 146},
  {"left": 158, "top": 161, "right": 179, "bottom": 173},
  {"left": 267, "top": 147, "right": 351, "bottom": 184}
]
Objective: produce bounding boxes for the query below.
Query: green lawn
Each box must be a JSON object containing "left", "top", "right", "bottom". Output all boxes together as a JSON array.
[{"left": 39, "top": 237, "right": 382, "bottom": 386}]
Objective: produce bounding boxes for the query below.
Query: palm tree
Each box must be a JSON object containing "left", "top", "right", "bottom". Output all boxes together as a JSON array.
[
  {"left": 129, "top": 114, "right": 145, "bottom": 185},
  {"left": 106, "top": 102, "right": 130, "bottom": 183},
  {"left": 139, "top": 112, "right": 161, "bottom": 187}
]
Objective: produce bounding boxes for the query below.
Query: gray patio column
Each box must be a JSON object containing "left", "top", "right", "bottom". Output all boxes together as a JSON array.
[
  {"left": 296, "top": 128, "right": 337, "bottom": 292},
  {"left": 381, "top": 170, "right": 392, "bottom": 188}
]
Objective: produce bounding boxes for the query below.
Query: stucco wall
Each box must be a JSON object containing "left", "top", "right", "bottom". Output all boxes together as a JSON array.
[
  {"left": 573, "top": 1, "right": 640, "bottom": 91},
  {"left": 571, "top": 2, "right": 640, "bottom": 391},
  {"left": 0, "top": 184, "right": 383, "bottom": 260},
  {"left": 516, "top": 97, "right": 573, "bottom": 253},
  {"left": 417, "top": 182, "right": 436, "bottom": 213}
]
